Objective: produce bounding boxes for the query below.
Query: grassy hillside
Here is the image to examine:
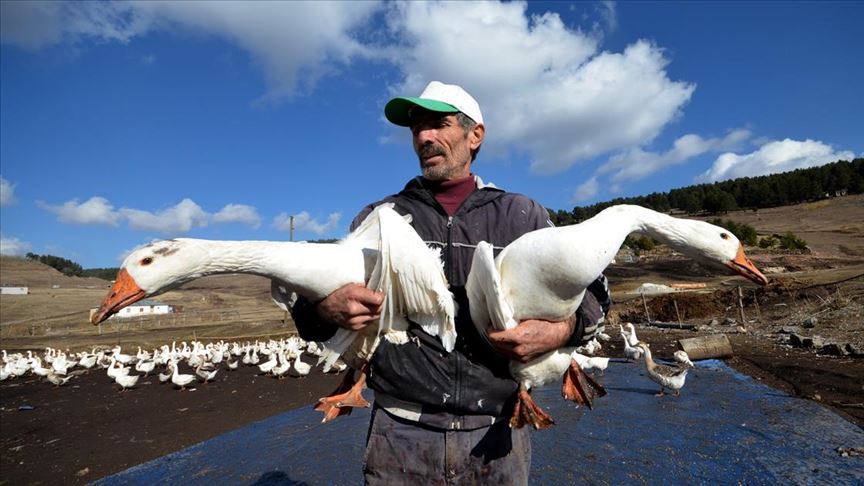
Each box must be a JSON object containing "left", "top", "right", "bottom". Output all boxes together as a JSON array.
[{"left": 0, "top": 256, "right": 110, "bottom": 289}]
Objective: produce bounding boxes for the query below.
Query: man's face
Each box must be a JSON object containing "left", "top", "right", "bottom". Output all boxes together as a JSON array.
[{"left": 409, "top": 112, "right": 481, "bottom": 181}]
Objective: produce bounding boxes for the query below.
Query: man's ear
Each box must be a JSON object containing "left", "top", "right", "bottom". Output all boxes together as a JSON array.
[{"left": 469, "top": 123, "right": 485, "bottom": 150}]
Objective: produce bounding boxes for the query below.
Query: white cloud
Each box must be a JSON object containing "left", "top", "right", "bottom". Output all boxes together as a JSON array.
[
  {"left": 572, "top": 176, "right": 599, "bottom": 202},
  {"left": 2, "top": 1, "right": 381, "bottom": 103},
  {"left": 0, "top": 1, "right": 149, "bottom": 51},
  {"left": 39, "top": 195, "right": 263, "bottom": 232},
  {"left": 0, "top": 175, "right": 16, "bottom": 206},
  {"left": 386, "top": 2, "right": 695, "bottom": 174},
  {"left": 272, "top": 211, "right": 341, "bottom": 236},
  {"left": 212, "top": 204, "right": 261, "bottom": 229},
  {"left": 0, "top": 234, "right": 32, "bottom": 256},
  {"left": 38, "top": 196, "right": 122, "bottom": 225},
  {"left": 141, "top": 53, "right": 155, "bottom": 65},
  {"left": 596, "top": 1, "right": 618, "bottom": 33},
  {"left": 5, "top": 1, "right": 694, "bottom": 170},
  {"left": 698, "top": 139, "right": 856, "bottom": 183},
  {"left": 120, "top": 198, "right": 209, "bottom": 233},
  {"left": 598, "top": 129, "right": 751, "bottom": 184}
]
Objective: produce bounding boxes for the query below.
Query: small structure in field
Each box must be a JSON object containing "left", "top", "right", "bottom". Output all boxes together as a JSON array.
[
  {"left": 89, "top": 299, "right": 174, "bottom": 321},
  {"left": 0, "top": 286, "right": 29, "bottom": 295}
]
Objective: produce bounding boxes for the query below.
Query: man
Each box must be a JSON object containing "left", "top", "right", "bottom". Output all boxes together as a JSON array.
[{"left": 293, "top": 81, "right": 610, "bottom": 484}]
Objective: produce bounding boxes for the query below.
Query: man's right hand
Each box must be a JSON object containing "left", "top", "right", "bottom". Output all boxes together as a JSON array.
[{"left": 315, "top": 283, "right": 384, "bottom": 331}]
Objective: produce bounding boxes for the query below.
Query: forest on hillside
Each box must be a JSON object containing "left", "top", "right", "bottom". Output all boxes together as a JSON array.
[{"left": 548, "top": 158, "right": 863, "bottom": 226}]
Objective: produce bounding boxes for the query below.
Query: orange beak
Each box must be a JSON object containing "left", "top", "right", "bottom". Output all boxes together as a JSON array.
[
  {"left": 726, "top": 245, "right": 769, "bottom": 286},
  {"left": 91, "top": 269, "right": 147, "bottom": 325}
]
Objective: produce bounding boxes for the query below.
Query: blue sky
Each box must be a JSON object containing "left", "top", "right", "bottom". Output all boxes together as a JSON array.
[{"left": 1, "top": 1, "right": 860, "bottom": 268}]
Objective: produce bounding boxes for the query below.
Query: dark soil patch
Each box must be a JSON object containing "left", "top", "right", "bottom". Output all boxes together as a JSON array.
[{"left": 0, "top": 361, "right": 344, "bottom": 485}]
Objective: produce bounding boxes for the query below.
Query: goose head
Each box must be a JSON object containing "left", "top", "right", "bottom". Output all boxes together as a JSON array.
[
  {"left": 656, "top": 218, "right": 768, "bottom": 286},
  {"left": 91, "top": 239, "right": 208, "bottom": 325}
]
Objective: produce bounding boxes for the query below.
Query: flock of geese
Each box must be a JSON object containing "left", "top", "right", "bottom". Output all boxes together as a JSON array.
[
  {"left": 6, "top": 203, "right": 768, "bottom": 428},
  {"left": 0, "top": 337, "right": 334, "bottom": 391},
  {"left": 0, "top": 326, "right": 693, "bottom": 399}
]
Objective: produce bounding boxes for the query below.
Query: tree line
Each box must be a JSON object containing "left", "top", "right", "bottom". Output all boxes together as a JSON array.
[
  {"left": 24, "top": 253, "right": 118, "bottom": 280},
  {"left": 548, "top": 158, "right": 863, "bottom": 226}
]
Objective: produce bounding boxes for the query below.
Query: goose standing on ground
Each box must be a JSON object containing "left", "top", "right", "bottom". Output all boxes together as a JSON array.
[
  {"left": 257, "top": 352, "right": 278, "bottom": 375},
  {"left": 225, "top": 358, "right": 239, "bottom": 371},
  {"left": 621, "top": 324, "right": 644, "bottom": 362},
  {"left": 91, "top": 205, "right": 456, "bottom": 421},
  {"left": 636, "top": 342, "right": 689, "bottom": 396},
  {"left": 135, "top": 359, "right": 156, "bottom": 376},
  {"left": 271, "top": 351, "right": 291, "bottom": 379},
  {"left": 158, "top": 364, "right": 172, "bottom": 383},
  {"left": 115, "top": 372, "right": 140, "bottom": 391},
  {"left": 170, "top": 360, "right": 196, "bottom": 390},
  {"left": 622, "top": 323, "right": 640, "bottom": 346},
  {"left": 291, "top": 354, "right": 312, "bottom": 377},
  {"left": 195, "top": 364, "right": 217, "bottom": 383},
  {"left": 467, "top": 204, "right": 768, "bottom": 429},
  {"left": 674, "top": 350, "right": 695, "bottom": 368}
]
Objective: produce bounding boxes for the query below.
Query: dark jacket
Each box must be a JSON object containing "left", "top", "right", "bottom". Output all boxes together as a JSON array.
[{"left": 293, "top": 176, "right": 609, "bottom": 428}]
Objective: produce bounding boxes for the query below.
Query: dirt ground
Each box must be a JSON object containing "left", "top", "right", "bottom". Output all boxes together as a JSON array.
[{"left": 0, "top": 358, "right": 345, "bottom": 485}]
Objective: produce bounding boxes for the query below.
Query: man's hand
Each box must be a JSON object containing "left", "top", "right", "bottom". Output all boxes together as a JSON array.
[
  {"left": 487, "top": 315, "right": 576, "bottom": 363},
  {"left": 315, "top": 283, "right": 384, "bottom": 331}
]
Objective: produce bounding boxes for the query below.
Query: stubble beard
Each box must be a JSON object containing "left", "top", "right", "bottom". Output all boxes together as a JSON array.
[
  {"left": 417, "top": 143, "right": 470, "bottom": 181},
  {"left": 421, "top": 159, "right": 469, "bottom": 181}
]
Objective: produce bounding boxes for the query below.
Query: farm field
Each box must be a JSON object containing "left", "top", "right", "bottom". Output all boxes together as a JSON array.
[{"left": 1, "top": 194, "right": 862, "bottom": 484}]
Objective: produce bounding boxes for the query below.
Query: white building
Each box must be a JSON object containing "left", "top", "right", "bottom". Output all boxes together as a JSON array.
[
  {"left": 90, "top": 299, "right": 174, "bottom": 320},
  {"left": 0, "top": 287, "right": 29, "bottom": 295}
]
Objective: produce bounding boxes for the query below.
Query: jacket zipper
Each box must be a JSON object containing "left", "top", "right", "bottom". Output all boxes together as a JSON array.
[{"left": 446, "top": 215, "right": 462, "bottom": 430}]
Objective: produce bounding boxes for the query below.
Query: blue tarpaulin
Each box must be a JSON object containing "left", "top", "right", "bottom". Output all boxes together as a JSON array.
[{"left": 95, "top": 360, "right": 864, "bottom": 485}]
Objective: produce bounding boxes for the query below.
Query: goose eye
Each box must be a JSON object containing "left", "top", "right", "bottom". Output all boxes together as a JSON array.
[
  {"left": 141, "top": 257, "right": 154, "bottom": 266},
  {"left": 720, "top": 233, "right": 730, "bottom": 240}
]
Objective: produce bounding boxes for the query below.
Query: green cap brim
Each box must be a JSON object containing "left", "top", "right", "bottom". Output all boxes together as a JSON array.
[{"left": 384, "top": 97, "right": 459, "bottom": 127}]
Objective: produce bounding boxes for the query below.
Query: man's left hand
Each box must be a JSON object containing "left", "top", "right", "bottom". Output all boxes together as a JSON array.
[{"left": 487, "top": 315, "right": 576, "bottom": 363}]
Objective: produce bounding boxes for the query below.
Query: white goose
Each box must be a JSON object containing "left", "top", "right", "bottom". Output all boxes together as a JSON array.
[
  {"left": 674, "top": 350, "right": 695, "bottom": 368},
  {"left": 466, "top": 204, "right": 768, "bottom": 429},
  {"left": 135, "top": 359, "right": 156, "bottom": 376},
  {"left": 91, "top": 205, "right": 456, "bottom": 422},
  {"left": 622, "top": 323, "right": 640, "bottom": 347},
  {"left": 291, "top": 354, "right": 312, "bottom": 377},
  {"left": 621, "top": 324, "right": 644, "bottom": 362},
  {"left": 271, "top": 351, "right": 291, "bottom": 379},
  {"left": 115, "top": 372, "right": 140, "bottom": 391},
  {"left": 170, "top": 360, "right": 196, "bottom": 390},
  {"left": 257, "top": 352, "right": 278, "bottom": 374}
]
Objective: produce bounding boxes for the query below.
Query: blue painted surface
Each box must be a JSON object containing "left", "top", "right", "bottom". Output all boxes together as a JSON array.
[{"left": 95, "top": 360, "right": 864, "bottom": 485}]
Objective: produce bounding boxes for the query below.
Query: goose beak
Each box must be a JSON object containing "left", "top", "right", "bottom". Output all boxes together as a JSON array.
[
  {"left": 726, "top": 245, "right": 769, "bottom": 286},
  {"left": 91, "top": 269, "right": 147, "bottom": 325}
]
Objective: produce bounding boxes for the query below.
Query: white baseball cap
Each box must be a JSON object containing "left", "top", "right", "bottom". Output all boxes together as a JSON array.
[{"left": 385, "top": 81, "right": 484, "bottom": 127}]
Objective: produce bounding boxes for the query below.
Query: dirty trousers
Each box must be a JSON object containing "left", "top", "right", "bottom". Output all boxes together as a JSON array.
[{"left": 363, "top": 406, "right": 531, "bottom": 485}]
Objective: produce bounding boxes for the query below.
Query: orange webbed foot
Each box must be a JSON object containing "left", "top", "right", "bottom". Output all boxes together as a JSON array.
[
  {"left": 562, "top": 359, "right": 607, "bottom": 409},
  {"left": 510, "top": 385, "right": 555, "bottom": 430},
  {"left": 314, "top": 363, "right": 370, "bottom": 423}
]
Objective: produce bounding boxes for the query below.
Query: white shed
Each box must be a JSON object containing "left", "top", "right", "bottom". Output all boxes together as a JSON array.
[
  {"left": 0, "top": 287, "right": 29, "bottom": 295},
  {"left": 91, "top": 299, "right": 174, "bottom": 320}
]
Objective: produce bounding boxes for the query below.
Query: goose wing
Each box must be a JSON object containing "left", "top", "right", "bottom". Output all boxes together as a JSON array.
[
  {"left": 466, "top": 241, "right": 517, "bottom": 335},
  {"left": 374, "top": 205, "right": 457, "bottom": 351},
  {"left": 320, "top": 204, "right": 457, "bottom": 369}
]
